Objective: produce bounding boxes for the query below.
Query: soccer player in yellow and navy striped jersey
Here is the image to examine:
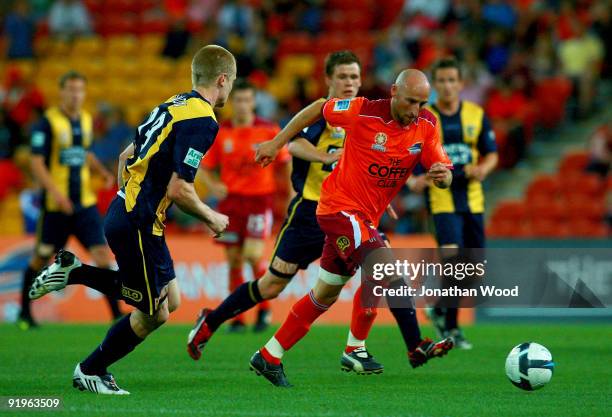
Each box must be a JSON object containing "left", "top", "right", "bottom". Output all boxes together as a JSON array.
[
  {"left": 29, "top": 45, "right": 235, "bottom": 395},
  {"left": 19, "top": 71, "right": 121, "bottom": 329},
  {"left": 409, "top": 57, "right": 498, "bottom": 349}
]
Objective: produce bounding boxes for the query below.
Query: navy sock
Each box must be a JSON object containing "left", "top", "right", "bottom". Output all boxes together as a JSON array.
[
  {"left": 20, "top": 266, "right": 37, "bottom": 318},
  {"left": 68, "top": 265, "right": 121, "bottom": 299},
  {"left": 205, "top": 281, "right": 263, "bottom": 332},
  {"left": 80, "top": 314, "right": 143, "bottom": 376},
  {"left": 389, "top": 307, "right": 422, "bottom": 351},
  {"left": 445, "top": 307, "right": 458, "bottom": 331}
]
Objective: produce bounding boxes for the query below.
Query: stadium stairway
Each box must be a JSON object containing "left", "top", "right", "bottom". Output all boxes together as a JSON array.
[{"left": 485, "top": 82, "right": 612, "bottom": 222}]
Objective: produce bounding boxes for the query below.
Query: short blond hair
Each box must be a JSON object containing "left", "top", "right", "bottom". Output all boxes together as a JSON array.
[{"left": 191, "top": 45, "right": 236, "bottom": 88}]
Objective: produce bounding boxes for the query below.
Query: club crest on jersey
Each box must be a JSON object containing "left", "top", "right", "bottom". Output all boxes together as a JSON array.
[
  {"left": 336, "top": 236, "right": 351, "bottom": 252},
  {"left": 371, "top": 132, "right": 387, "bottom": 152},
  {"left": 407, "top": 142, "right": 422, "bottom": 154}
]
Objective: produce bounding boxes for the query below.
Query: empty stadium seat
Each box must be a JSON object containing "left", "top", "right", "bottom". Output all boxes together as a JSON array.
[
  {"left": 490, "top": 200, "right": 527, "bottom": 222},
  {"left": 559, "top": 151, "right": 589, "bottom": 174},
  {"left": 525, "top": 174, "right": 560, "bottom": 201}
]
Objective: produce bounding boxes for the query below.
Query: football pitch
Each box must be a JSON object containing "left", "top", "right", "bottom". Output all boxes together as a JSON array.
[{"left": 1, "top": 322, "right": 609, "bottom": 417}]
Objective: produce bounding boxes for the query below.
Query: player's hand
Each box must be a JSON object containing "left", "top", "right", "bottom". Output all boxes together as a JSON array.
[
  {"left": 205, "top": 210, "right": 229, "bottom": 237},
  {"left": 465, "top": 164, "right": 486, "bottom": 182},
  {"left": 386, "top": 204, "right": 398, "bottom": 220},
  {"left": 407, "top": 175, "right": 431, "bottom": 193},
  {"left": 255, "top": 139, "right": 280, "bottom": 167},
  {"left": 54, "top": 193, "right": 74, "bottom": 215},
  {"left": 209, "top": 182, "right": 228, "bottom": 200},
  {"left": 426, "top": 163, "right": 452, "bottom": 189},
  {"left": 321, "top": 148, "right": 343, "bottom": 165}
]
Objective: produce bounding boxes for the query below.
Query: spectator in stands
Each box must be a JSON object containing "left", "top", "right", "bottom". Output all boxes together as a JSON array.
[
  {"left": 162, "top": 19, "right": 191, "bottom": 59},
  {"left": 482, "top": 0, "right": 517, "bottom": 30},
  {"left": 591, "top": 1, "right": 611, "bottom": 80},
  {"left": 187, "top": 0, "right": 220, "bottom": 25},
  {"left": 90, "top": 107, "right": 132, "bottom": 170},
  {"left": 48, "top": 0, "right": 92, "bottom": 39},
  {"left": 0, "top": 67, "right": 45, "bottom": 145},
  {"left": 460, "top": 49, "right": 494, "bottom": 106},
  {"left": 0, "top": 109, "right": 12, "bottom": 159},
  {"left": 3, "top": 0, "right": 35, "bottom": 59},
  {"left": 217, "top": 0, "right": 254, "bottom": 38},
  {"left": 586, "top": 122, "right": 612, "bottom": 178},
  {"left": 558, "top": 18, "right": 604, "bottom": 118}
]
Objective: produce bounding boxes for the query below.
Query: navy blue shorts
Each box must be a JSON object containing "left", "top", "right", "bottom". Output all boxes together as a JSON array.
[
  {"left": 104, "top": 196, "right": 175, "bottom": 315},
  {"left": 270, "top": 196, "right": 325, "bottom": 278},
  {"left": 37, "top": 205, "right": 106, "bottom": 252},
  {"left": 432, "top": 212, "right": 485, "bottom": 248}
]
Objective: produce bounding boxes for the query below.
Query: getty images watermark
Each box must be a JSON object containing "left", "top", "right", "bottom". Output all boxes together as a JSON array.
[{"left": 359, "top": 248, "right": 611, "bottom": 308}]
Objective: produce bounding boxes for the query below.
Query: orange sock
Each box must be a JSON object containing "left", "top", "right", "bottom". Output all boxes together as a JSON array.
[{"left": 345, "top": 286, "right": 378, "bottom": 353}]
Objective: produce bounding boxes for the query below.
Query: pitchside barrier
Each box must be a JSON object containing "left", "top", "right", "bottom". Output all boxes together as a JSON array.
[{"left": 0, "top": 234, "right": 476, "bottom": 325}]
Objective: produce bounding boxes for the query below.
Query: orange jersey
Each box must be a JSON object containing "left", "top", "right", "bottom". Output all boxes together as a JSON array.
[
  {"left": 202, "top": 118, "right": 289, "bottom": 195},
  {"left": 317, "top": 97, "right": 452, "bottom": 225}
]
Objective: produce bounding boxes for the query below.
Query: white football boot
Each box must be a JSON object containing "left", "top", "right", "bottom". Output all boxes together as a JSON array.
[
  {"left": 72, "top": 364, "right": 129, "bottom": 395},
  {"left": 29, "top": 250, "right": 81, "bottom": 300}
]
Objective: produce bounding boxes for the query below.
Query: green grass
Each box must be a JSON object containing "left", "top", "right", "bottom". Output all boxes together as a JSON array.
[{"left": 0, "top": 323, "right": 610, "bottom": 417}]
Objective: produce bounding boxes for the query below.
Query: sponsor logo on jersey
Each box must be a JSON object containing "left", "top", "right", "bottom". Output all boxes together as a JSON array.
[
  {"left": 223, "top": 139, "right": 234, "bottom": 153},
  {"left": 368, "top": 159, "right": 410, "bottom": 188},
  {"left": 407, "top": 142, "right": 422, "bottom": 154},
  {"left": 121, "top": 285, "right": 143, "bottom": 302},
  {"left": 371, "top": 132, "right": 387, "bottom": 152},
  {"left": 333, "top": 99, "right": 351, "bottom": 111},
  {"left": 330, "top": 126, "right": 345, "bottom": 139},
  {"left": 184, "top": 147, "right": 204, "bottom": 168}
]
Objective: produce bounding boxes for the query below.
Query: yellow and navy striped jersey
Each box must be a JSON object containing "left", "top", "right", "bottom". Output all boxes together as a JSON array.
[
  {"left": 424, "top": 101, "right": 497, "bottom": 214},
  {"left": 290, "top": 117, "right": 346, "bottom": 201},
  {"left": 30, "top": 106, "right": 96, "bottom": 211},
  {"left": 121, "top": 90, "right": 218, "bottom": 236}
]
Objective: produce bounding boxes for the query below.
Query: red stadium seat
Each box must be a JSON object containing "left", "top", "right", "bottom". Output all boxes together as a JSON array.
[
  {"left": 559, "top": 151, "right": 589, "bottom": 175},
  {"left": 534, "top": 77, "right": 572, "bottom": 129},
  {"left": 327, "top": 0, "right": 372, "bottom": 11},
  {"left": 276, "top": 33, "right": 314, "bottom": 58},
  {"left": 561, "top": 173, "right": 603, "bottom": 199},
  {"left": 491, "top": 200, "right": 527, "bottom": 223},
  {"left": 530, "top": 218, "right": 571, "bottom": 238},
  {"left": 565, "top": 199, "right": 606, "bottom": 221},
  {"left": 487, "top": 220, "right": 531, "bottom": 238},
  {"left": 567, "top": 219, "right": 609, "bottom": 238},
  {"left": 525, "top": 199, "right": 567, "bottom": 222},
  {"left": 525, "top": 174, "right": 560, "bottom": 201}
]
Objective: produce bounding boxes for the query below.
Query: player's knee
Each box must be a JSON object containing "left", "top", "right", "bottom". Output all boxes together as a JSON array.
[
  {"left": 167, "top": 293, "right": 180, "bottom": 313},
  {"left": 258, "top": 273, "right": 288, "bottom": 300},
  {"left": 155, "top": 305, "right": 170, "bottom": 325}
]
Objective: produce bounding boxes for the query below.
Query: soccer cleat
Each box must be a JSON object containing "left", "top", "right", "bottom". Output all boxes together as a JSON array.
[
  {"left": 29, "top": 250, "right": 81, "bottom": 300},
  {"left": 249, "top": 350, "right": 292, "bottom": 387},
  {"left": 449, "top": 328, "right": 473, "bottom": 350},
  {"left": 253, "top": 309, "right": 271, "bottom": 333},
  {"left": 408, "top": 337, "right": 454, "bottom": 368},
  {"left": 72, "top": 364, "right": 129, "bottom": 395},
  {"left": 187, "top": 308, "right": 213, "bottom": 361},
  {"left": 340, "top": 347, "right": 384, "bottom": 375},
  {"left": 425, "top": 307, "right": 447, "bottom": 339}
]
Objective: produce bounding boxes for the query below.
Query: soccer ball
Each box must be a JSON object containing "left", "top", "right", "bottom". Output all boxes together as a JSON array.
[{"left": 505, "top": 342, "right": 554, "bottom": 391}]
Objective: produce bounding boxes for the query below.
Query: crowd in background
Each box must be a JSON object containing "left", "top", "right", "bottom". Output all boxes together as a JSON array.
[{"left": 0, "top": 0, "right": 610, "bottom": 235}]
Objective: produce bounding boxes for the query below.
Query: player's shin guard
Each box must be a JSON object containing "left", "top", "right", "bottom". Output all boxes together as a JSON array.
[
  {"left": 387, "top": 279, "right": 422, "bottom": 351},
  {"left": 205, "top": 280, "right": 264, "bottom": 332},
  {"left": 229, "top": 267, "right": 246, "bottom": 324},
  {"left": 20, "top": 266, "right": 37, "bottom": 319},
  {"left": 254, "top": 264, "right": 270, "bottom": 311},
  {"left": 346, "top": 285, "right": 378, "bottom": 353},
  {"left": 262, "top": 290, "right": 329, "bottom": 363},
  {"left": 80, "top": 313, "right": 143, "bottom": 376}
]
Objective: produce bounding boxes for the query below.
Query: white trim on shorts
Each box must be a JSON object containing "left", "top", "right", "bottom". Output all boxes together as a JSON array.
[{"left": 340, "top": 211, "right": 361, "bottom": 250}]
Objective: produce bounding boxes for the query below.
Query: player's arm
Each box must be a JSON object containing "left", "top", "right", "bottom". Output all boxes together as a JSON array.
[
  {"left": 117, "top": 143, "right": 134, "bottom": 188},
  {"left": 465, "top": 115, "right": 498, "bottom": 182},
  {"left": 87, "top": 151, "right": 115, "bottom": 188},
  {"left": 198, "top": 168, "right": 227, "bottom": 200},
  {"left": 167, "top": 173, "right": 228, "bottom": 236},
  {"left": 255, "top": 99, "right": 326, "bottom": 166},
  {"left": 427, "top": 163, "right": 452, "bottom": 189},
  {"left": 421, "top": 120, "right": 453, "bottom": 189},
  {"left": 288, "top": 138, "right": 342, "bottom": 164}
]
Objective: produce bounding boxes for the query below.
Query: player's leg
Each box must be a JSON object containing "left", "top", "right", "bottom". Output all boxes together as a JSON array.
[
  {"left": 428, "top": 213, "right": 463, "bottom": 337},
  {"left": 74, "top": 284, "right": 173, "bottom": 395},
  {"left": 244, "top": 237, "right": 271, "bottom": 332},
  {"left": 19, "top": 210, "right": 69, "bottom": 329},
  {"left": 225, "top": 244, "right": 247, "bottom": 332},
  {"left": 88, "top": 245, "right": 124, "bottom": 320},
  {"left": 251, "top": 271, "right": 347, "bottom": 387}
]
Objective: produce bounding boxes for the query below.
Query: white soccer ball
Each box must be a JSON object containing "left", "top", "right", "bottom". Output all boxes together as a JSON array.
[{"left": 505, "top": 342, "right": 554, "bottom": 391}]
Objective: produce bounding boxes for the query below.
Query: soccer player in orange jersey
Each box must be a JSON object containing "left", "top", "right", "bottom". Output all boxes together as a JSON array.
[
  {"left": 200, "top": 79, "right": 290, "bottom": 332},
  {"left": 252, "top": 69, "right": 455, "bottom": 387}
]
